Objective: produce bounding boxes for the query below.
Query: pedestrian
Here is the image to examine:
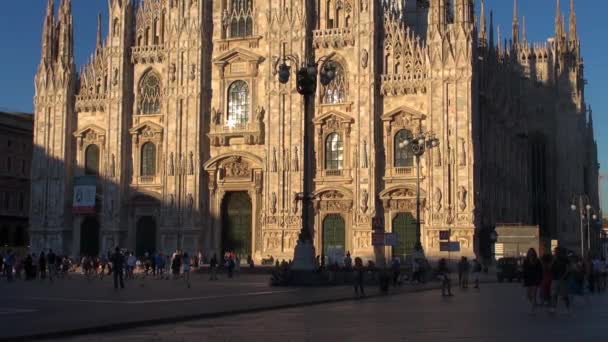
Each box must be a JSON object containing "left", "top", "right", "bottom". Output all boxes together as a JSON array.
[
  {"left": 39, "top": 252, "right": 47, "bottom": 280},
  {"left": 47, "top": 249, "right": 56, "bottom": 282},
  {"left": 127, "top": 252, "right": 136, "bottom": 279},
  {"left": 172, "top": 251, "right": 182, "bottom": 279},
  {"left": 183, "top": 252, "right": 191, "bottom": 288},
  {"left": 32, "top": 253, "right": 38, "bottom": 279},
  {"left": 540, "top": 254, "right": 553, "bottom": 306},
  {"left": 458, "top": 257, "right": 470, "bottom": 289},
  {"left": 600, "top": 257, "right": 607, "bottom": 292},
  {"left": 247, "top": 255, "right": 255, "bottom": 269},
  {"left": 4, "top": 249, "right": 15, "bottom": 282},
  {"left": 353, "top": 257, "right": 366, "bottom": 298},
  {"left": 110, "top": 247, "right": 125, "bottom": 290},
  {"left": 471, "top": 258, "right": 482, "bottom": 289},
  {"left": 438, "top": 258, "right": 453, "bottom": 297},
  {"left": 155, "top": 252, "right": 165, "bottom": 279},
  {"left": 227, "top": 253, "right": 235, "bottom": 278},
  {"left": 209, "top": 253, "right": 218, "bottom": 280},
  {"left": 522, "top": 248, "right": 543, "bottom": 312},
  {"left": 391, "top": 257, "right": 401, "bottom": 287},
  {"left": 234, "top": 255, "right": 241, "bottom": 277},
  {"left": 550, "top": 248, "right": 571, "bottom": 313}
]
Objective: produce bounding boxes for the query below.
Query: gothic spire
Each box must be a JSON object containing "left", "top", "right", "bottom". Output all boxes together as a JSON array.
[
  {"left": 479, "top": 0, "right": 487, "bottom": 46},
  {"left": 569, "top": 0, "right": 578, "bottom": 41},
  {"left": 522, "top": 16, "right": 527, "bottom": 44},
  {"left": 56, "top": 0, "right": 74, "bottom": 65},
  {"left": 512, "top": 0, "right": 519, "bottom": 45},
  {"left": 489, "top": 10, "right": 494, "bottom": 51},
  {"left": 555, "top": 0, "right": 565, "bottom": 38},
  {"left": 96, "top": 12, "right": 103, "bottom": 50},
  {"left": 41, "top": 0, "right": 55, "bottom": 64},
  {"left": 497, "top": 25, "right": 501, "bottom": 51}
]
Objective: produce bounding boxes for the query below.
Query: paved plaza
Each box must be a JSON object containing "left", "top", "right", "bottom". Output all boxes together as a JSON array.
[{"left": 57, "top": 283, "right": 608, "bottom": 342}]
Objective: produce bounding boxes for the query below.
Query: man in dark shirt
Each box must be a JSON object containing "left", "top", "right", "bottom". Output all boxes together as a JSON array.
[
  {"left": 47, "top": 249, "right": 56, "bottom": 281},
  {"left": 110, "top": 247, "right": 125, "bottom": 289}
]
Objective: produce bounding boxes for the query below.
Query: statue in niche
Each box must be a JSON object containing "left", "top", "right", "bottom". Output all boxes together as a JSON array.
[
  {"left": 292, "top": 146, "right": 299, "bottom": 172},
  {"left": 434, "top": 147, "right": 442, "bottom": 167},
  {"left": 179, "top": 153, "right": 185, "bottom": 175},
  {"left": 459, "top": 138, "right": 467, "bottom": 166},
  {"left": 434, "top": 187, "right": 442, "bottom": 212},
  {"left": 211, "top": 107, "right": 220, "bottom": 125},
  {"left": 361, "top": 49, "right": 369, "bottom": 69},
  {"left": 360, "top": 0, "right": 369, "bottom": 12},
  {"left": 113, "top": 68, "right": 119, "bottom": 86},
  {"left": 448, "top": 146, "right": 455, "bottom": 166},
  {"left": 188, "top": 151, "right": 194, "bottom": 175},
  {"left": 256, "top": 106, "right": 265, "bottom": 124},
  {"left": 292, "top": 192, "right": 299, "bottom": 214},
  {"left": 189, "top": 64, "right": 196, "bottom": 81},
  {"left": 283, "top": 148, "right": 290, "bottom": 171},
  {"left": 270, "top": 192, "right": 277, "bottom": 214},
  {"left": 458, "top": 186, "right": 467, "bottom": 212},
  {"left": 361, "top": 139, "right": 368, "bottom": 168},
  {"left": 169, "top": 153, "right": 175, "bottom": 176},
  {"left": 271, "top": 148, "right": 278, "bottom": 172},
  {"left": 168, "top": 194, "right": 175, "bottom": 209},
  {"left": 360, "top": 190, "right": 369, "bottom": 214},
  {"left": 110, "top": 154, "right": 116, "bottom": 178},
  {"left": 187, "top": 194, "right": 194, "bottom": 213},
  {"left": 169, "top": 63, "right": 176, "bottom": 82}
]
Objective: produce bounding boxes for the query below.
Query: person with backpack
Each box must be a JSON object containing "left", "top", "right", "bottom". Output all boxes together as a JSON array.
[{"left": 353, "top": 257, "right": 366, "bottom": 298}]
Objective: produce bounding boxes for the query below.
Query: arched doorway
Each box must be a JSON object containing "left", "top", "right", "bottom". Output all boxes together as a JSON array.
[
  {"left": 322, "top": 214, "right": 346, "bottom": 263},
  {"left": 80, "top": 218, "right": 100, "bottom": 257},
  {"left": 136, "top": 216, "right": 157, "bottom": 257},
  {"left": 392, "top": 213, "right": 417, "bottom": 260},
  {"left": 221, "top": 192, "right": 252, "bottom": 257}
]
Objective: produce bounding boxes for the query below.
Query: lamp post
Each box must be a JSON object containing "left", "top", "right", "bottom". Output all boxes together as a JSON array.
[
  {"left": 571, "top": 195, "right": 598, "bottom": 256},
  {"left": 276, "top": 46, "right": 336, "bottom": 271},
  {"left": 401, "top": 132, "right": 439, "bottom": 247}
]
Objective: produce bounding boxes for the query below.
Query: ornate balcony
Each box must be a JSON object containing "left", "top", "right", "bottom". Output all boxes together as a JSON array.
[
  {"left": 131, "top": 45, "right": 166, "bottom": 64},
  {"left": 313, "top": 28, "right": 355, "bottom": 49},
  {"left": 381, "top": 73, "right": 428, "bottom": 96}
]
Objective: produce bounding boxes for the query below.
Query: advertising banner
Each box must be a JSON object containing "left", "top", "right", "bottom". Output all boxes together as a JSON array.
[{"left": 73, "top": 176, "right": 96, "bottom": 214}]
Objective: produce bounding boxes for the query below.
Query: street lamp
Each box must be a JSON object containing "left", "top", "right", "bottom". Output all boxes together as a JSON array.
[
  {"left": 276, "top": 45, "right": 336, "bottom": 271},
  {"left": 403, "top": 132, "right": 439, "bottom": 247},
  {"left": 571, "top": 195, "right": 598, "bottom": 256}
]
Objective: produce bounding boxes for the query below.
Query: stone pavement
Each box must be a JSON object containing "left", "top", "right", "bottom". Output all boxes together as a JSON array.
[
  {"left": 58, "top": 284, "right": 608, "bottom": 342},
  {"left": 0, "top": 270, "right": 450, "bottom": 340}
]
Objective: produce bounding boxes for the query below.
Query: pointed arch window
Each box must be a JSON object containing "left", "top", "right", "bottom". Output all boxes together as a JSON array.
[
  {"left": 227, "top": 81, "right": 249, "bottom": 125},
  {"left": 321, "top": 62, "right": 347, "bottom": 104},
  {"left": 141, "top": 142, "right": 156, "bottom": 176},
  {"left": 85, "top": 144, "right": 100, "bottom": 176},
  {"left": 325, "top": 133, "right": 344, "bottom": 170},
  {"left": 139, "top": 72, "right": 161, "bottom": 114},
  {"left": 394, "top": 129, "right": 414, "bottom": 167},
  {"left": 227, "top": 0, "right": 254, "bottom": 38}
]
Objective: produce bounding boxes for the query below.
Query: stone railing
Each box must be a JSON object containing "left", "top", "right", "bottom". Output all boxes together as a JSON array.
[
  {"left": 131, "top": 45, "right": 166, "bottom": 64},
  {"left": 381, "top": 72, "right": 428, "bottom": 96}
]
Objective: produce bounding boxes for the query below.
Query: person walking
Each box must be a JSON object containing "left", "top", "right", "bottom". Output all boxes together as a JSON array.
[
  {"left": 46, "top": 249, "right": 56, "bottom": 282},
  {"left": 4, "top": 250, "right": 15, "bottom": 282},
  {"left": 156, "top": 252, "right": 165, "bottom": 279},
  {"left": 353, "top": 257, "right": 366, "bottom": 298},
  {"left": 438, "top": 258, "right": 453, "bottom": 297},
  {"left": 183, "top": 252, "right": 191, "bottom": 288},
  {"left": 172, "top": 251, "right": 182, "bottom": 280},
  {"left": 550, "top": 248, "right": 571, "bottom": 314},
  {"left": 391, "top": 257, "right": 401, "bottom": 287},
  {"left": 209, "top": 253, "right": 218, "bottom": 280},
  {"left": 522, "top": 248, "right": 543, "bottom": 312},
  {"left": 110, "top": 247, "right": 125, "bottom": 290},
  {"left": 39, "top": 252, "right": 47, "bottom": 280},
  {"left": 471, "top": 258, "right": 482, "bottom": 289},
  {"left": 540, "top": 254, "right": 553, "bottom": 306}
]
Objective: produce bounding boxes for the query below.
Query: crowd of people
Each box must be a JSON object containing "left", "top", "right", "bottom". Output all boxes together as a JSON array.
[{"left": 0, "top": 249, "right": 75, "bottom": 282}]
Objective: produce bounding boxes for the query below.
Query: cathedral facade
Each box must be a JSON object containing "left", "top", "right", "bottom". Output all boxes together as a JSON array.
[{"left": 31, "top": 0, "right": 599, "bottom": 262}]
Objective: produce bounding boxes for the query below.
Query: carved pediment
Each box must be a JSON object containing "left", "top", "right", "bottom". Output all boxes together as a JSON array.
[
  {"left": 129, "top": 121, "right": 164, "bottom": 143},
  {"left": 74, "top": 125, "right": 106, "bottom": 149},
  {"left": 379, "top": 186, "right": 425, "bottom": 200},
  {"left": 221, "top": 156, "right": 251, "bottom": 178},
  {"left": 203, "top": 151, "right": 263, "bottom": 171},
  {"left": 382, "top": 106, "right": 426, "bottom": 123},
  {"left": 214, "top": 48, "right": 265, "bottom": 64},
  {"left": 313, "top": 111, "right": 354, "bottom": 131}
]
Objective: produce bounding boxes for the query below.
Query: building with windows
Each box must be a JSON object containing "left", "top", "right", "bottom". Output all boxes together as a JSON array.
[
  {"left": 31, "top": 0, "right": 599, "bottom": 262},
  {"left": 0, "top": 111, "right": 33, "bottom": 248}
]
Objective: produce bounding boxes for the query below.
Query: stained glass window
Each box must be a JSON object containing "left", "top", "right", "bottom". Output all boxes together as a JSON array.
[
  {"left": 228, "top": 0, "right": 253, "bottom": 38},
  {"left": 140, "top": 72, "right": 161, "bottom": 114},
  {"left": 141, "top": 142, "right": 156, "bottom": 176},
  {"left": 85, "top": 144, "right": 100, "bottom": 176},
  {"left": 394, "top": 129, "right": 414, "bottom": 167},
  {"left": 227, "top": 81, "right": 249, "bottom": 126},
  {"left": 325, "top": 133, "right": 344, "bottom": 170}
]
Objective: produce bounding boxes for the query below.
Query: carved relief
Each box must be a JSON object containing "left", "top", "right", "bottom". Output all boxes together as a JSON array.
[
  {"left": 264, "top": 231, "right": 282, "bottom": 251},
  {"left": 434, "top": 148, "right": 442, "bottom": 167},
  {"left": 188, "top": 151, "right": 194, "bottom": 175},
  {"left": 292, "top": 192, "right": 299, "bottom": 214},
  {"left": 223, "top": 156, "right": 251, "bottom": 178},
  {"left": 361, "top": 49, "right": 369, "bottom": 69},
  {"left": 169, "top": 152, "right": 175, "bottom": 176},
  {"left": 427, "top": 230, "right": 440, "bottom": 249},
  {"left": 353, "top": 231, "right": 371, "bottom": 249},
  {"left": 271, "top": 147, "right": 278, "bottom": 172},
  {"left": 211, "top": 107, "right": 221, "bottom": 125},
  {"left": 452, "top": 229, "right": 474, "bottom": 249},
  {"left": 283, "top": 231, "right": 299, "bottom": 251}
]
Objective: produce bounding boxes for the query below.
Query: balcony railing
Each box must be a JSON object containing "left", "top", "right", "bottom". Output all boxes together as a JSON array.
[{"left": 139, "top": 176, "right": 155, "bottom": 183}]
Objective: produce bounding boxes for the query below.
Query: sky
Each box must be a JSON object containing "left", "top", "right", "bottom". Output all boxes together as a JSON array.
[{"left": 0, "top": 0, "right": 606, "bottom": 211}]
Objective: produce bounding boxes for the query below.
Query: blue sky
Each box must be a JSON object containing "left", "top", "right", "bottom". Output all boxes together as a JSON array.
[{"left": 0, "top": 0, "right": 606, "bottom": 211}]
